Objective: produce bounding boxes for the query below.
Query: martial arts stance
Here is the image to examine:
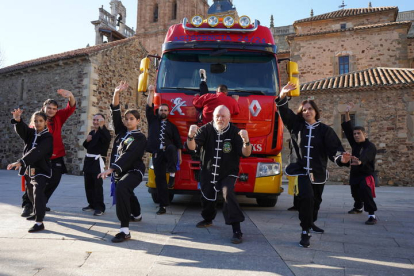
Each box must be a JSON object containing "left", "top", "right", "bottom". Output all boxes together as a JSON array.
[
  {"left": 82, "top": 113, "right": 111, "bottom": 216},
  {"left": 187, "top": 105, "right": 252, "bottom": 244},
  {"left": 276, "top": 83, "right": 345, "bottom": 248},
  {"left": 8, "top": 109, "right": 53, "bottom": 232},
  {"left": 146, "top": 85, "right": 182, "bottom": 215},
  {"left": 341, "top": 103, "right": 378, "bottom": 225},
  {"left": 21, "top": 89, "right": 76, "bottom": 216},
  {"left": 98, "top": 81, "right": 146, "bottom": 243}
]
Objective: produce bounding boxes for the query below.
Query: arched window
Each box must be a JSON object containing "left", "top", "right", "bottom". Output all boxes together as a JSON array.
[
  {"left": 153, "top": 4, "right": 159, "bottom": 22},
  {"left": 172, "top": 1, "right": 177, "bottom": 20}
]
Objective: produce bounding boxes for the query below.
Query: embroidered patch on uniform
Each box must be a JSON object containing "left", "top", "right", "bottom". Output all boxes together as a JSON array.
[
  {"left": 124, "top": 137, "right": 135, "bottom": 145},
  {"left": 223, "top": 141, "right": 232, "bottom": 153}
]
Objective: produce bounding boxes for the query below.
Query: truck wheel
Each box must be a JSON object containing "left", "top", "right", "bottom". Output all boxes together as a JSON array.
[
  {"left": 150, "top": 191, "right": 175, "bottom": 204},
  {"left": 256, "top": 196, "right": 278, "bottom": 207}
]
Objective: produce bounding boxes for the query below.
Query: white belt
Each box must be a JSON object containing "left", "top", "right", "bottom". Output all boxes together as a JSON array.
[{"left": 86, "top": 153, "right": 105, "bottom": 173}]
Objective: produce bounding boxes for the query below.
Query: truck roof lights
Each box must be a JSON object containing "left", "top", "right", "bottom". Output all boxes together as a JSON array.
[
  {"left": 239, "top": 16, "right": 251, "bottom": 28},
  {"left": 207, "top": 16, "right": 219, "bottom": 27},
  {"left": 223, "top": 16, "right": 235, "bottom": 28},
  {"left": 191, "top": 15, "right": 203, "bottom": 27}
]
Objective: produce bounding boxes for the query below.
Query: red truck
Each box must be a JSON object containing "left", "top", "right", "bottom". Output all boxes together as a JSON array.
[{"left": 138, "top": 13, "right": 299, "bottom": 207}]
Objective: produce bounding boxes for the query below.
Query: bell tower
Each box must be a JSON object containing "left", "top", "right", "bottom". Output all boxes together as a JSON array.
[{"left": 136, "top": 0, "right": 209, "bottom": 54}]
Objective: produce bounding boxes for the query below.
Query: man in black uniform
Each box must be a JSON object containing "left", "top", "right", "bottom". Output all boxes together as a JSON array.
[
  {"left": 340, "top": 103, "right": 378, "bottom": 225},
  {"left": 187, "top": 105, "right": 252, "bottom": 244},
  {"left": 146, "top": 85, "right": 182, "bottom": 215},
  {"left": 82, "top": 113, "right": 111, "bottom": 216}
]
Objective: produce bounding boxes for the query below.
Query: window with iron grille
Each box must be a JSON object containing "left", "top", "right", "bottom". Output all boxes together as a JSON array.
[{"left": 339, "top": 56, "right": 349, "bottom": 74}]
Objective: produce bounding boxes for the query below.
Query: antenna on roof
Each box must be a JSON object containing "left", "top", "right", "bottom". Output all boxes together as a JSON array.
[
  {"left": 338, "top": 0, "right": 347, "bottom": 9},
  {"left": 368, "top": 2, "right": 372, "bottom": 8},
  {"left": 310, "top": 9, "right": 314, "bottom": 17},
  {"left": 270, "top": 15, "right": 274, "bottom": 27}
]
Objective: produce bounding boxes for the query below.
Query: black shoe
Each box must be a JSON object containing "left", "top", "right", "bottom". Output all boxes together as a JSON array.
[
  {"left": 156, "top": 206, "right": 166, "bottom": 215},
  {"left": 348, "top": 208, "right": 363, "bottom": 214},
  {"left": 196, "top": 220, "right": 213, "bottom": 228},
  {"left": 168, "top": 176, "right": 175, "bottom": 189},
  {"left": 299, "top": 232, "right": 311, "bottom": 248},
  {"left": 365, "top": 216, "right": 377, "bottom": 225},
  {"left": 28, "top": 223, "right": 44, "bottom": 233},
  {"left": 111, "top": 232, "right": 131, "bottom": 243},
  {"left": 93, "top": 210, "right": 104, "bottom": 216},
  {"left": 82, "top": 206, "right": 94, "bottom": 211},
  {"left": 287, "top": 206, "right": 298, "bottom": 211},
  {"left": 26, "top": 215, "right": 36, "bottom": 221},
  {"left": 310, "top": 224, "right": 324, "bottom": 234},
  {"left": 130, "top": 214, "right": 142, "bottom": 222},
  {"left": 21, "top": 206, "right": 33, "bottom": 217},
  {"left": 45, "top": 207, "right": 51, "bottom": 212},
  {"left": 231, "top": 232, "right": 243, "bottom": 244}
]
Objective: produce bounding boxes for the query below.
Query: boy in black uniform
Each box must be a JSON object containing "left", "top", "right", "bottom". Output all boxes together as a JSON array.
[
  {"left": 82, "top": 113, "right": 111, "bottom": 216},
  {"left": 8, "top": 109, "right": 53, "bottom": 232},
  {"left": 187, "top": 105, "right": 252, "bottom": 244},
  {"left": 98, "top": 81, "right": 147, "bottom": 243},
  {"left": 340, "top": 103, "right": 378, "bottom": 225},
  {"left": 146, "top": 85, "right": 182, "bottom": 215}
]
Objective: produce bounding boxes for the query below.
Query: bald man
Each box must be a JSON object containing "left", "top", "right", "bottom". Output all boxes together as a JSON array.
[{"left": 187, "top": 105, "right": 252, "bottom": 244}]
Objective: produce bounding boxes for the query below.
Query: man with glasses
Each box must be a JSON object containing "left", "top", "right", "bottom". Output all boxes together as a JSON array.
[{"left": 146, "top": 85, "right": 182, "bottom": 215}]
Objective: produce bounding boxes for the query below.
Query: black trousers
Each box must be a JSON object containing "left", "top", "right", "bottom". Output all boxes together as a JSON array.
[
  {"left": 350, "top": 176, "right": 377, "bottom": 214},
  {"left": 115, "top": 172, "right": 142, "bottom": 228},
  {"left": 201, "top": 176, "right": 245, "bottom": 225},
  {"left": 27, "top": 175, "right": 47, "bottom": 222},
  {"left": 84, "top": 172, "right": 105, "bottom": 212},
  {"left": 153, "top": 145, "right": 178, "bottom": 207},
  {"left": 22, "top": 175, "right": 32, "bottom": 208},
  {"left": 297, "top": 176, "right": 325, "bottom": 231},
  {"left": 44, "top": 158, "right": 66, "bottom": 203}
]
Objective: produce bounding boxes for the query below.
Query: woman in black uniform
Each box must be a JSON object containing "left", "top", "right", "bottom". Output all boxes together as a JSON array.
[
  {"left": 276, "top": 83, "right": 345, "bottom": 248},
  {"left": 98, "top": 81, "right": 147, "bottom": 243},
  {"left": 8, "top": 109, "right": 53, "bottom": 233}
]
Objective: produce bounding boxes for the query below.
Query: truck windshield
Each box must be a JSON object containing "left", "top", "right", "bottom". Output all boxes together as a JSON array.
[{"left": 156, "top": 50, "right": 279, "bottom": 96}]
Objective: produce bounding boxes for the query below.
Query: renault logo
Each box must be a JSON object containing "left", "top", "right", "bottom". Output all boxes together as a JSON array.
[{"left": 249, "top": 100, "right": 261, "bottom": 117}]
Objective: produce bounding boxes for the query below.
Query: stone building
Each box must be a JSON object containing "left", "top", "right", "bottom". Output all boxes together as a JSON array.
[
  {"left": 0, "top": 37, "right": 151, "bottom": 174},
  {"left": 290, "top": 67, "right": 414, "bottom": 185},
  {"left": 136, "top": 0, "right": 209, "bottom": 55}
]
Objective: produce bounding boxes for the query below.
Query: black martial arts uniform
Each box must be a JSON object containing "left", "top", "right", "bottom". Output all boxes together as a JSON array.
[
  {"left": 340, "top": 120, "right": 377, "bottom": 214},
  {"left": 276, "top": 97, "right": 344, "bottom": 231},
  {"left": 188, "top": 122, "right": 246, "bottom": 226},
  {"left": 82, "top": 125, "right": 111, "bottom": 212},
  {"left": 110, "top": 105, "right": 146, "bottom": 228},
  {"left": 146, "top": 103, "right": 182, "bottom": 207},
  {"left": 12, "top": 119, "right": 53, "bottom": 223}
]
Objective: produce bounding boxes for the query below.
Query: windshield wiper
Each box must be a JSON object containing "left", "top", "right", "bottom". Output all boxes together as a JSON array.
[
  {"left": 161, "top": 87, "right": 200, "bottom": 91},
  {"left": 228, "top": 89, "right": 265, "bottom": 95}
]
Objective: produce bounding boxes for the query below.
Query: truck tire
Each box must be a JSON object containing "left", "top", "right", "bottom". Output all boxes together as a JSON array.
[
  {"left": 256, "top": 196, "right": 278, "bottom": 207},
  {"left": 150, "top": 191, "right": 174, "bottom": 204}
]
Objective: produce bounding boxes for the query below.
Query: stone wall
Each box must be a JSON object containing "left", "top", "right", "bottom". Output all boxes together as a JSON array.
[
  {"left": 294, "top": 11, "right": 396, "bottom": 35},
  {"left": 280, "top": 87, "right": 414, "bottom": 186},
  {"left": 0, "top": 59, "right": 89, "bottom": 174},
  {"left": 290, "top": 24, "right": 410, "bottom": 83},
  {"left": 408, "top": 38, "right": 414, "bottom": 67}
]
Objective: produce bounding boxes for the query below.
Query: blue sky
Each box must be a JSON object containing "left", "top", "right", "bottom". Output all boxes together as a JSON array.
[{"left": 0, "top": 0, "right": 412, "bottom": 67}]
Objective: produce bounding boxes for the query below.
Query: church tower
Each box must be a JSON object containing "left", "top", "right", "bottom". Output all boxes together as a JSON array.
[{"left": 136, "top": 0, "right": 209, "bottom": 54}]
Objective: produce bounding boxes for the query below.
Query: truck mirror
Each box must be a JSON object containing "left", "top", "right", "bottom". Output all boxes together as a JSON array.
[
  {"left": 138, "top": 57, "right": 150, "bottom": 92},
  {"left": 287, "top": 61, "right": 300, "bottom": 97},
  {"left": 211, "top": 63, "right": 226, "bottom": 74}
]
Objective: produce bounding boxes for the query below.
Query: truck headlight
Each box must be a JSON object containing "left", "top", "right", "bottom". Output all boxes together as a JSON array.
[
  {"left": 256, "top": 162, "right": 280, "bottom": 177},
  {"left": 239, "top": 16, "right": 251, "bottom": 28},
  {"left": 191, "top": 15, "right": 203, "bottom": 27},
  {"left": 208, "top": 16, "right": 219, "bottom": 27},
  {"left": 223, "top": 16, "right": 235, "bottom": 28}
]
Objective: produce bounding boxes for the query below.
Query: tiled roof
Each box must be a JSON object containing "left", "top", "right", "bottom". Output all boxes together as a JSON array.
[
  {"left": 288, "top": 21, "right": 411, "bottom": 39},
  {"left": 301, "top": 67, "right": 414, "bottom": 92},
  {"left": 295, "top": 7, "right": 398, "bottom": 24},
  {"left": 0, "top": 36, "right": 140, "bottom": 75}
]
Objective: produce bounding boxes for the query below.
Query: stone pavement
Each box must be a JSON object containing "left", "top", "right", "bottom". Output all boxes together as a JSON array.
[{"left": 0, "top": 169, "right": 413, "bottom": 276}]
